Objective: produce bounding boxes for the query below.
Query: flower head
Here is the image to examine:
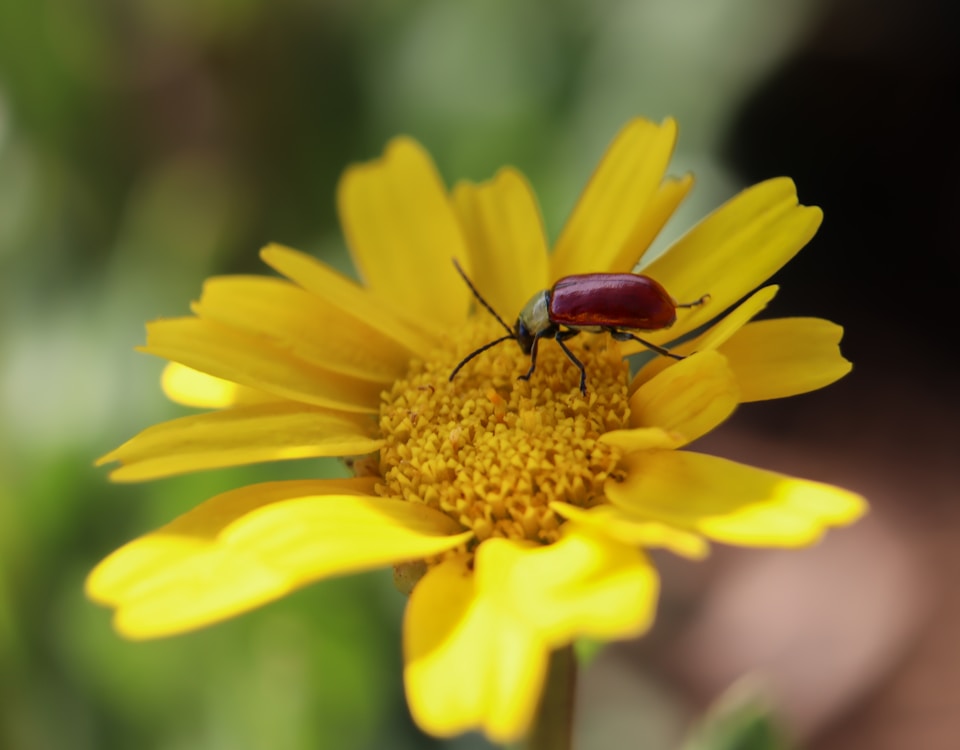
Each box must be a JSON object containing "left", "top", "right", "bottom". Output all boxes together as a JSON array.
[{"left": 89, "top": 118, "right": 865, "bottom": 743}]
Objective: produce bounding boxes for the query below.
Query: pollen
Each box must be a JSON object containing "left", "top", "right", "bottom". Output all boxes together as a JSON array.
[{"left": 377, "top": 319, "right": 631, "bottom": 548}]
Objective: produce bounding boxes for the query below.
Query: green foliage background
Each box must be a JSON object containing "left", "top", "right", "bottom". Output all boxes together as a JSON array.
[{"left": 0, "top": 1, "right": 819, "bottom": 747}]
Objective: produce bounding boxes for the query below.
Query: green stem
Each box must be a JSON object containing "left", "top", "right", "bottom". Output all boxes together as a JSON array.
[{"left": 527, "top": 645, "right": 577, "bottom": 750}]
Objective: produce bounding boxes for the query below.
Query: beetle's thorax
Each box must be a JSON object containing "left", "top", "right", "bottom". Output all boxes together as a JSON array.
[{"left": 516, "top": 289, "right": 553, "bottom": 354}]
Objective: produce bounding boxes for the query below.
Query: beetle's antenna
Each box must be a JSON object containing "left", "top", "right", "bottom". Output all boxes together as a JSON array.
[
  {"left": 452, "top": 259, "right": 515, "bottom": 337},
  {"left": 449, "top": 335, "right": 515, "bottom": 382}
]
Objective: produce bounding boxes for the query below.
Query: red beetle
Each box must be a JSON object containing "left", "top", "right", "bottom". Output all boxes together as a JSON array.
[{"left": 450, "top": 260, "right": 708, "bottom": 394}]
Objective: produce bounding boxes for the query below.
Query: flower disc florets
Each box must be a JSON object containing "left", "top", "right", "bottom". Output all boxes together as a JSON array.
[{"left": 377, "top": 319, "right": 630, "bottom": 546}]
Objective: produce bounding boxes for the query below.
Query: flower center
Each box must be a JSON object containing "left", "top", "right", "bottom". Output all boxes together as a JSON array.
[{"left": 377, "top": 317, "right": 630, "bottom": 547}]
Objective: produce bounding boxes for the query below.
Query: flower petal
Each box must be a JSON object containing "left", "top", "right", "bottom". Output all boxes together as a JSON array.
[
  {"left": 87, "top": 477, "right": 378, "bottom": 605},
  {"left": 220, "top": 496, "right": 471, "bottom": 579},
  {"left": 621, "top": 284, "right": 780, "bottom": 362},
  {"left": 599, "top": 426, "right": 683, "bottom": 452},
  {"left": 551, "top": 118, "right": 679, "bottom": 279},
  {"left": 719, "top": 318, "right": 852, "bottom": 402},
  {"left": 694, "top": 285, "right": 779, "bottom": 352},
  {"left": 453, "top": 167, "right": 550, "bottom": 319},
  {"left": 404, "top": 554, "right": 549, "bottom": 743},
  {"left": 640, "top": 178, "right": 823, "bottom": 343},
  {"left": 627, "top": 295, "right": 848, "bottom": 407},
  {"left": 92, "top": 489, "right": 471, "bottom": 640},
  {"left": 613, "top": 173, "right": 694, "bottom": 274},
  {"left": 337, "top": 137, "right": 470, "bottom": 332},
  {"left": 629, "top": 350, "right": 739, "bottom": 445},
  {"left": 404, "top": 532, "right": 658, "bottom": 742},
  {"left": 260, "top": 243, "right": 436, "bottom": 356},
  {"left": 550, "top": 503, "right": 709, "bottom": 559},
  {"left": 606, "top": 451, "right": 867, "bottom": 547},
  {"left": 192, "top": 275, "right": 413, "bottom": 382},
  {"left": 141, "top": 317, "right": 381, "bottom": 413},
  {"left": 161, "top": 362, "right": 281, "bottom": 409},
  {"left": 97, "top": 402, "right": 381, "bottom": 481},
  {"left": 480, "top": 531, "right": 659, "bottom": 647}
]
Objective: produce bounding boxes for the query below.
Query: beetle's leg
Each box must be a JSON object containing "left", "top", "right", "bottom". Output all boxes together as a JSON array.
[
  {"left": 607, "top": 328, "right": 684, "bottom": 360},
  {"left": 554, "top": 337, "right": 588, "bottom": 395},
  {"left": 675, "top": 293, "right": 710, "bottom": 309},
  {"left": 555, "top": 330, "right": 587, "bottom": 394},
  {"left": 518, "top": 335, "right": 543, "bottom": 382}
]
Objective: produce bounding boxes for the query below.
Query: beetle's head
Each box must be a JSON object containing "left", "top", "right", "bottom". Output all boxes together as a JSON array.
[
  {"left": 515, "top": 318, "right": 534, "bottom": 354},
  {"left": 515, "top": 290, "right": 552, "bottom": 354}
]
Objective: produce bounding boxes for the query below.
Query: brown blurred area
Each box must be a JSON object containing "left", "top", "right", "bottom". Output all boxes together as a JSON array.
[{"left": 599, "top": 2, "right": 960, "bottom": 748}]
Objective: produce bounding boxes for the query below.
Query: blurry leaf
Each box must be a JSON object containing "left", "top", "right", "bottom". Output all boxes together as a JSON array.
[
  {"left": 681, "top": 677, "right": 791, "bottom": 750},
  {"left": 132, "top": 0, "right": 266, "bottom": 41},
  {"left": 0, "top": 558, "right": 21, "bottom": 668}
]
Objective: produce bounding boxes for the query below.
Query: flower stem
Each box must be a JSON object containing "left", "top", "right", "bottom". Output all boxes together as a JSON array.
[{"left": 527, "top": 645, "right": 577, "bottom": 750}]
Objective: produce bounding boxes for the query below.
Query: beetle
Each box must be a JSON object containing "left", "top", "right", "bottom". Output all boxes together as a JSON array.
[{"left": 449, "top": 259, "right": 709, "bottom": 395}]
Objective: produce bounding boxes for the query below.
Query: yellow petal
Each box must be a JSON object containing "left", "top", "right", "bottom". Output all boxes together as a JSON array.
[
  {"left": 453, "top": 167, "right": 550, "bottom": 319},
  {"left": 97, "top": 402, "right": 381, "bottom": 482},
  {"left": 404, "top": 555, "right": 549, "bottom": 743},
  {"left": 624, "top": 284, "right": 780, "bottom": 363},
  {"left": 614, "top": 173, "right": 694, "bottom": 274},
  {"left": 550, "top": 503, "right": 709, "bottom": 559},
  {"left": 94, "top": 491, "right": 471, "bottom": 640},
  {"left": 260, "top": 243, "right": 436, "bottom": 356},
  {"left": 478, "top": 532, "right": 659, "bottom": 646},
  {"left": 629, "top": 350, "right": 739, "bottom": 445},
  {"left": 337, "top": 137, "right": 470, "bottom": 332},
  {"left": 640, "top": 178, "right": 822, "bottom": 343},
  {"left": 627, "top": 295, "right": 847, "bottom": 408},
  {"left": 599, "top": 426, "right": 683, "bottom": 452},
  {"left": 606, "top": 451, "right": 867, "bottom": 547},
  {"left": 141, "top": 317, "right": 381, "bottom": 413},
  {"left": 405, "top": 532, "right": 658, "bottom": 743},
  {"left": 161, "top": 362, "right": 282, "bottom": 409},
  {"left": 625, "top": 285, "right": 779, "bottom": 389},
  {"left": 192, "top": 275, "right": 413, "bottom": 382},
  {"left": 719, "top": 318, "right": 852, "bottom": 401},
  {"left": 694, "top": 285, "right": 779, "bottom": 352},
  {"left": 88, "top": 477, "right": 378, "bottom": 605},
  {"left": 551, "top": 118, "right": 680, "bottom": 279},
  {"left": 219, "top": 495, "right": 471, "bottom": 578},
  {"left": 113, "top": 548, "right": 286, "bottom": 639}
]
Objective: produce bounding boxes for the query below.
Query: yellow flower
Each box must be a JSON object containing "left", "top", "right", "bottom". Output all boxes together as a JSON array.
[{"left": 89, "top": 118, "right": 866, "bottom": 743}]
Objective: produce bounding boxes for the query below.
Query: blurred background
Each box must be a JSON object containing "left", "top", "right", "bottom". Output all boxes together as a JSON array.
[{"left": 1, "top": 0, "right": 957, "bottom": 748}]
